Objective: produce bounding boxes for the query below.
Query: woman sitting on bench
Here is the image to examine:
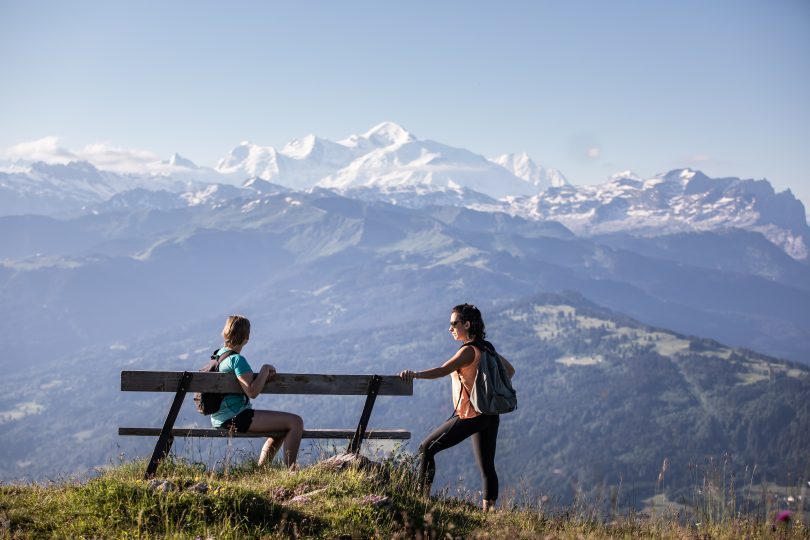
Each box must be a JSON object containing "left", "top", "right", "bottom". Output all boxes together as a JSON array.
[{"left": 212, "top": 315, "right": 304, "bottom": 468}]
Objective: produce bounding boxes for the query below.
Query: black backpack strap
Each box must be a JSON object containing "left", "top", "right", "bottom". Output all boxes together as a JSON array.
[
  {"left": 214, "top": 349, "right": 250, "bottom": 407},
  {"left": 460, "top": 338, "right": 495, "bottom": 354},
  {"left": 215, "top": 349, "right": 237, "bottom": 369}
]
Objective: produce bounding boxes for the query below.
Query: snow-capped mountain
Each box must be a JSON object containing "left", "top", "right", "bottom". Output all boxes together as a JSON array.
[
  {"left": 1, "top": 122, "right": 561, "bottom": 213},
  {"left": 0, "top": 160, "right": 221, "bottom": 216},
  {"left": 163, "top": 153, "right": 198, "bottom": 169},
  {"left": 505, "top": 168, "right": 810, "bottom": 260},
  {"left": 319, "top": 137, "right": 538, "bottom": 199},
  {"left": 0, "top": 161, "right": 134, "bottom": 215},
  {"left": 215, "top": 122, "right": 542, "bottom": 199},
  {"left": 91, "top": 177, "right": 290, "bottom": 213},
  {"left": 215, "top": 135, "right": 360, "bottom": 190},
  {"left": 339, "top": 120, "right": 416, "bottom": 150},
  {"left": 213, "top": 122, "right": 417, "bottom": 189},
  {"left": 490, "top": 152, "right": 569, "bottom": 191}
]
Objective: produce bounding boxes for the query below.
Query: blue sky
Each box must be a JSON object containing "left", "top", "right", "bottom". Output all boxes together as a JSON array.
[{"left": 1, "top": 0, "right": 809, "bottom": 205}]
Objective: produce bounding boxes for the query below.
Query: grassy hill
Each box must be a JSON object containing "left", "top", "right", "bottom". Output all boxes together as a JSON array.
[{"left": 1, "top": 456, "right": 806, "bottom": 539}]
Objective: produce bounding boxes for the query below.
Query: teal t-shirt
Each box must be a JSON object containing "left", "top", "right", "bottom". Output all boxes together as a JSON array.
[{"left": 210, "top": 348, "right": 253, "bottom": 428}]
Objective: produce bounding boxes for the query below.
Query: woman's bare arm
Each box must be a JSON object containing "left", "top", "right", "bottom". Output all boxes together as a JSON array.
[
  {"left": 236, "top": 364, "right": 275, "bottom": 398},
  {"left": 400, "top": 346, "right": 475, "bottom": 381}
]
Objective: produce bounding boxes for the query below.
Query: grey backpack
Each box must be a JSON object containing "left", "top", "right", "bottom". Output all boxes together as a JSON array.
[{"left": 464, "top": 341, "right": 517, "bottom": 415}]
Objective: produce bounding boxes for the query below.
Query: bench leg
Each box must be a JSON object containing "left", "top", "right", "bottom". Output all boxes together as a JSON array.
[
  {"left": 145, "top": 371, "right": 192, "bottom": 479},
  {"left": 347, "top": 374, "right": 382, "bottom": 454}
]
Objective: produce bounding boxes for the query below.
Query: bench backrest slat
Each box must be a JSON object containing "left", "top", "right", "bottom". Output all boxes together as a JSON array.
[{"left": 120, "top": 371, "right": 412, "bottom": 396}]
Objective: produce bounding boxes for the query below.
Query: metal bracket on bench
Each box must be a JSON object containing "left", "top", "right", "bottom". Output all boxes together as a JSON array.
[
  {"left": 144, "top": 371, "right": 192, "bottom": 479},
  {"left": 347, "top": 374, "right": 382, "bottom": 454}
]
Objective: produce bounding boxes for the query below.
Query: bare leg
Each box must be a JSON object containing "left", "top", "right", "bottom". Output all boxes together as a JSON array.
[
  {"left": 247, "top": 410, "right": 304, "bottom": 468},
  {"left": 258, "top": 437, "right": 283, "bottom": 466}
]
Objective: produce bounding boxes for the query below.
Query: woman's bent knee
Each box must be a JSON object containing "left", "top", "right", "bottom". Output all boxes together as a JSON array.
[
  {"left": 418, "top": 438, "right": 434, "bottom": 456},
  {"left": 290, "top": 414, "right": 304, "bottom": 432}
]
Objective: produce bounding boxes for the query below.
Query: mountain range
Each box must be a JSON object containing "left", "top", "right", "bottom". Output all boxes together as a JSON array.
[
  {"left": 2, "top": 184, "right": 808, "bottom": 365},
  {"left": 2, "top": 122, "right": 806, "bottom": 263}
]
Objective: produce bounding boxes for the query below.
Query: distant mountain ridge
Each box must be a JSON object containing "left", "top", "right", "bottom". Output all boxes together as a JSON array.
[
  {"left": 2, "top": 187, "right": 808, "bottom": 369},
  {"left": 1, "top": 123, "right": 807, "bottom": 260},
  {"left": 490, "top": 151, "right": 568, "bottom": 190},
  {"left": 502, "top": 168, "right": 810, "bottom": 260}
]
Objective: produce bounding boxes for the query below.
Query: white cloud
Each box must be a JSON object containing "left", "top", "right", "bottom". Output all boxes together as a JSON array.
[
  {"left": 586, "top": 147, "right": 601, "bottom": 159},
  {"left": 77, "top": 142, "right": 159, "bottom": 172},
  {"left": 4, "top": 137, "right": 163, "bottom": 174},
  {"left": 5, "top": 136, "right": 76, "bottom": 163}
]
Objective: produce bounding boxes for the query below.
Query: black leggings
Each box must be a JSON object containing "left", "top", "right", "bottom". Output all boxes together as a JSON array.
[{"left": 418, "top": 414, "right": 500, "bottom": 501}]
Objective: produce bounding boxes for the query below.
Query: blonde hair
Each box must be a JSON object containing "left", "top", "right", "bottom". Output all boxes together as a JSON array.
[{"left": 222, "top": 315, "right": 251, "bottom": 348}]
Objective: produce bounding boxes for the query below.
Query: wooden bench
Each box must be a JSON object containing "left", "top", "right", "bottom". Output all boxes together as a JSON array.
[{"left": 119, "top": 371, "right": 412, "bottom": 478}]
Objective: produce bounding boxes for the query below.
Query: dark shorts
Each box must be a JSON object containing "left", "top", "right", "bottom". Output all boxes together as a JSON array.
[{"left": 219, "top": 408, "right": 254, "bottom": 433}]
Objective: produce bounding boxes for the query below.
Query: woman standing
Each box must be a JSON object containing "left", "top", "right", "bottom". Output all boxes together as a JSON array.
[
  {"left": 399, "top": 303, "right": 515, "bottom": 512},
  {"left": 211, "top": 315, "right": 304, "bottom": 468}
]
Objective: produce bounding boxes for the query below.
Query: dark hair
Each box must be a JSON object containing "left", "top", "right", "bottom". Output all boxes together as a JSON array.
[{"left": 452, "top": 303, "right": 486, "bottom": 340}]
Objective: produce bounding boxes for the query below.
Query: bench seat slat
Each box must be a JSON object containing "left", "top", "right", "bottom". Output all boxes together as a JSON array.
[
  {"left": 121, "top": 371, "right": 412, "bottom": 396},
  {"left": 118, "top": 427, "right": 410, "bottom": 439}
]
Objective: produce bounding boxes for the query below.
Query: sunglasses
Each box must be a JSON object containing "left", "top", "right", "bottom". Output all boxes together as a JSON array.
[{"left": 449, "top": 320, "right": 463, "bottom": 327}]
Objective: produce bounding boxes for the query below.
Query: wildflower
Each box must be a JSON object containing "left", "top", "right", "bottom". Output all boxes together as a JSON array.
[
  {"left": 773, "top": 510, "right": 792, "bottom": 524},
  {"left": 772, "top": 510, "right": 793, "bottom": 533}
]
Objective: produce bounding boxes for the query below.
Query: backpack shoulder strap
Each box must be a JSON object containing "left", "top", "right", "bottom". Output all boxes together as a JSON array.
[
  {"left": 213, "top": 349, "right": 237, "bottom": 370},
  {"left": 452, "top": 341, "right": 479, "bottom": 414},
  {"left": 459, "top": 339, "right": 495, "bottom": 354},
  {"left": 214, "top": 349, "right": 249, "bottom": 405}
]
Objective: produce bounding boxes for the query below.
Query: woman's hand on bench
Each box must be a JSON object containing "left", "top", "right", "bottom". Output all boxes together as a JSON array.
[
  {"left": 261, "top": 364, "right": 277, "bottom": 378},
  {"left": 239, "top": 364, "right": 277, "bottom": 398}
]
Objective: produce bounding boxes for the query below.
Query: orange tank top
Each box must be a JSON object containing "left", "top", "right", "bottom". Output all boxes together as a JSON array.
[{"left": 451, "top": 345, "right": 481, "bottom": 419}]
